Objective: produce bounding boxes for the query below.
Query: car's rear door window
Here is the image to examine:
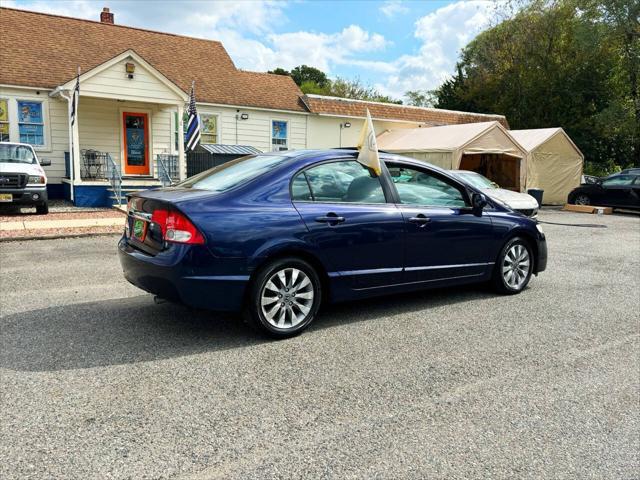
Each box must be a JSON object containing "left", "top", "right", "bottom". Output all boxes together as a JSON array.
[
  {"left": 293, "top": 160, "right": 386, "bottom": 204},
  {"left": 387, "top": 163, "right": 468, "bottom": 207}
]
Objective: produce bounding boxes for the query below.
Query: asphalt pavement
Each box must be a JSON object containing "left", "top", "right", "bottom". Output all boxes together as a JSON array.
[{"left": 1, "top": 209, "right": 638, "bottom": 479}]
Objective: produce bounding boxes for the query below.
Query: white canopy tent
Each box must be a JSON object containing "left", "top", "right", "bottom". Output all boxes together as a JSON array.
[
  {"left": 510, "top": 128, "right": 584, "bottom": 205},
  {"left": 377, "top": 121, "right": 528, "bottom": 191}
]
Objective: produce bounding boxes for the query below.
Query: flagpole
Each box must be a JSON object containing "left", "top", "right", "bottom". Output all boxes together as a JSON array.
[{"left": 69, "top": 66, "right": 80, "bottom": 202}]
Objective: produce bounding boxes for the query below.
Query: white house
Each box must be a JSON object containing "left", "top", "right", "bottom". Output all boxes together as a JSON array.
[{"left": 0, "top": 6, "right": 508, "bottom": 207}]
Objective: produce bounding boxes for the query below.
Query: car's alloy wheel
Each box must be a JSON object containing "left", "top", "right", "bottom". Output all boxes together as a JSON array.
[
  {"left": 574, "top": 194, "right": 591, "bottom": 205},
  {"left": 492, "top": 237, "right": 533, "bottom": 294},
  {"left": 502, "top": 244, "right": 530, "bottom": 290},
  {"left": 245, "top": 257, "right": 321, "bottom": 338},
  {"left": 260, "top": 267, "right": 314, "bottom": 329}
]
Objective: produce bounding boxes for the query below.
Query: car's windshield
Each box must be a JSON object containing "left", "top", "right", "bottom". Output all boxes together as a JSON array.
[
  {"left": 178, "top": 154, "right": 288, "bottom": 192},
  {"left": 456, "top": 172, "right": 497, "bottom": 189},
  {"left": 0, "top": 144, "right": 36, "bottom": 164}
]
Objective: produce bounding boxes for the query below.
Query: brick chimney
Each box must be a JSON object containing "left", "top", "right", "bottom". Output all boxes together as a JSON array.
[{"left": 100, "top": 7, "right": 114, "bottom": 24}]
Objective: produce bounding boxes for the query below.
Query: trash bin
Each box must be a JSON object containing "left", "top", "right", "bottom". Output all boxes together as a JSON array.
[{"left": 527, "top": 188, "right": 544, "bottom": 207}]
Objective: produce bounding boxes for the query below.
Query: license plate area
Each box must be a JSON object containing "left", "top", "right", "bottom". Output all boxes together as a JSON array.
[
  {"left": 132, "top": 218, "right": 148, "bottom": 242},
  {"left": 0, "top": 193, "right": 13, "bottom": 202}
]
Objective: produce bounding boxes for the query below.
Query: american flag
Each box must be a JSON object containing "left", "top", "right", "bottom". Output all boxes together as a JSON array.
[
  {"left": 70, "top": 69, "right": 80, "bottom": 126},
  {"left": 185, "top": 82, "right": 201, "bottom": 152}
]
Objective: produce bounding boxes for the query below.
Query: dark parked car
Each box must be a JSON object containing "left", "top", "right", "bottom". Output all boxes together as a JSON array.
[
  {"left": 568, "top": 173, "right": 640, "bottom": 210},
  {"left": 119, "top": 150, "right": 547, "bottom": 338}
]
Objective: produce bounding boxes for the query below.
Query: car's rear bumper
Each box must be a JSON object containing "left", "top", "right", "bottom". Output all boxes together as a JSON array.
[
  {"left": 118, "top": 237, "right": 249, "bottom": 312},
  {"left": 0, "top": 187, "right": 48, "bottom": 206}
]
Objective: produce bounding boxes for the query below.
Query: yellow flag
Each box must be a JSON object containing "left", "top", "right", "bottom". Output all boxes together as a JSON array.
[{"left": 356, "top": 108, "right": 381, "bottom": 176}]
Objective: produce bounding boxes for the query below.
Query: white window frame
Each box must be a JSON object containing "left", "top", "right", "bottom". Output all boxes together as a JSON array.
[
  {"left": 16, "top": 98, "right": 50, "bottom": 150},
  {"left": 270, "top": 118, "right": 289, "bottom": 152},
  {"left": 0, "top": 97, "right": 9, "bottom": 142},
  {"left": 199, "top": 112, "right": 219, "bottom": 145}
]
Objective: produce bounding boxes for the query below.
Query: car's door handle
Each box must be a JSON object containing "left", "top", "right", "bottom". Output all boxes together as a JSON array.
[
  {"left": 408, "top": 214, "right": 431, "bottom": 227},
  {"left": 315, "top": 213, "right": 345, "bottom": 224}
]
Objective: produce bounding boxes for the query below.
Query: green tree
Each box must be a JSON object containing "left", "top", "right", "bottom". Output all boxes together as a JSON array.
[
  {"left": 433, "top": 0, "right": 639, "bottom": 173},
  {"left": 405, "top": 89, "right": 438, "bottom": 107}
]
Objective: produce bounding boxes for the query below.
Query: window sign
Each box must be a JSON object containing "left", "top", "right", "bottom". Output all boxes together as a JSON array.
[
  {"left": 0, "top": 99, "right": 8, "bottom": 142},
  {"left": 271, "top": 120, "right": 288, "bottom": 151},
  {"left": 125, "top": 114, "right": 146, "bottom": 166},
  {"left": 201, "top": 114, "right": 217, "bottom": 144},
  {"left": 18, "top": 101, "right": 44, "bottom": 146}
]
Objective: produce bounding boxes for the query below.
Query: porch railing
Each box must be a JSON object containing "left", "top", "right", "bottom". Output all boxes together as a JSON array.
[
  {"left": 157, "top": 154, "right": 179, "bottom": 187},
  {"left": 105, "top": 153, "right": 123, "bottom": 206}
]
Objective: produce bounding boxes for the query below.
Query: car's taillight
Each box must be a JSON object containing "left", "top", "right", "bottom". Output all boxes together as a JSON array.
[{"left": 151, "top": 208, "right": 205, "bottom": 244}]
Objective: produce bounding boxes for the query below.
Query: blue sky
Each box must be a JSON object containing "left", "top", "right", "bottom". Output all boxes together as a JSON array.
[{"left": 6, "top": 0, "right": 500, "bottom": 100}]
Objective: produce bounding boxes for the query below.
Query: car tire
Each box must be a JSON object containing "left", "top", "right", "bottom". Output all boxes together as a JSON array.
[
  {"left": 243, "top": 257, "right": 322, "bottom": 338},
  {"left": 36, "top": 203, "right": 49, "bottom": 215},
  {"left": 573, "top": 193, "right": 591, "bottom": 206},
  {"left": 492, "top": 237, "right": 534, "bottom": 295}
]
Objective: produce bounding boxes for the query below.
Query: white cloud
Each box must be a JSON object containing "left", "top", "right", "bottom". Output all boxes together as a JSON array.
[
  {"left": 380, "top": 1, "right": 409, "bottom": 19},
  {"left": 374, "top": 1, "right": 495, "bottom": 98}
]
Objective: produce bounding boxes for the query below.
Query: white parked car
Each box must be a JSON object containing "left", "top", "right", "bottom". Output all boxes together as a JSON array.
[
  {"left": 0, "top": 142, "right": 50, "bottom": 214},
  {"left": 452, "top": 170, "right": 539, "bottom": 218}
]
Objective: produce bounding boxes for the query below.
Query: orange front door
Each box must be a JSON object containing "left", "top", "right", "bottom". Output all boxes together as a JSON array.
[{"left": 123, "top": 112, "right": 149, "bottom": 175}]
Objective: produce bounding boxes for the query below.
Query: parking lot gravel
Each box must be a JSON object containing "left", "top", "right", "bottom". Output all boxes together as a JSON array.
[{"left": 0, "top": 209, "right": 638, "bottom": 479}]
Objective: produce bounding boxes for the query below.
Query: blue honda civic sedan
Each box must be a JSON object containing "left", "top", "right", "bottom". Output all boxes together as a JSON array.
[{"left": 119, "top": 149, "right": 547, "bottom": 338}]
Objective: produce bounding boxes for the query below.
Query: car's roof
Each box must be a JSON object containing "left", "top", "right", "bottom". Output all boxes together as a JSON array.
[{"left": 279, "top": 148, "right": 449, "bottom": 173}]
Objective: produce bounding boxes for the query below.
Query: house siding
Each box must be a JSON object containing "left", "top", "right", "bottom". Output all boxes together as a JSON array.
[
  {"left": 307, "top": 115, "right": 419, "bottom": 149},
  {"left": 78, "top": 96, "right": 174, "bottom": 177},
  {"left": 80, "top": 57, "right": 185, "bottom": 104}
]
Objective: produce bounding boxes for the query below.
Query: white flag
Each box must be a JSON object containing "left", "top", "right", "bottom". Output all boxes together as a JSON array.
[{"left": 356, "top": 108, "right": 381, "bottom": 176}]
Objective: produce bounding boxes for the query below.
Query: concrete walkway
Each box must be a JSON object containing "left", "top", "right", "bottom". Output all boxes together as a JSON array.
[{"left": 0, "top": 216, "right": 124, "bottom": 231}]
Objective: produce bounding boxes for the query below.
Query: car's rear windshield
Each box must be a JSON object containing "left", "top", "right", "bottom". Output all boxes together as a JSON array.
[
  {"left": 177, "top": 154, "right": 288, "bottom": 192},
  {"left": 0, "top": 144, "right": 36, "bottom": 164}
]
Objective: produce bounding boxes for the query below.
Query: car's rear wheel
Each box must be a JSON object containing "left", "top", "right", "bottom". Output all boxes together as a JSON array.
[
  {"left": 573, "top": 194, "right": 591, "bottom": 206},
  {"left": 244, "top": 257, "right": 322, "bottom": 338},
  {"left": 492, "top": 237, "right": 533, "bottom": 294},
  {"left": 36, "top": 203, "right": 49, "bottom": 215}
]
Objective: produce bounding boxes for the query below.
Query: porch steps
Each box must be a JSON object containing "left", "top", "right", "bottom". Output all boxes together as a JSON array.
[{"left": 106, "top": 183, "right": 162, "bottom": 207}]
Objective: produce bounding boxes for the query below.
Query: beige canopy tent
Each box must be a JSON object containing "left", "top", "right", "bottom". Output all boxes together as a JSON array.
[
  {"left": 510, "top": 128, "right": 584, "bottom": 205},
  {"left": 377, "top": 121, "right": 528, "bottom": 191}
]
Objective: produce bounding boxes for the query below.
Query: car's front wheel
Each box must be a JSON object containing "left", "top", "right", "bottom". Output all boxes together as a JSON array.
[
  {"left": 244, "top": 257, "right": 322, "bottom": 338},
  {"left": 492, "top": 237, "right": 533, "bottom": 294},
  {"left": 573, "top": 193, "right": 591, "bottom": 206}
]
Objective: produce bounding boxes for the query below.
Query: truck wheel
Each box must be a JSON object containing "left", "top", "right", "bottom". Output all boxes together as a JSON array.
[{"left": 36, "top": 203, "right": 49, "bottom": 215}]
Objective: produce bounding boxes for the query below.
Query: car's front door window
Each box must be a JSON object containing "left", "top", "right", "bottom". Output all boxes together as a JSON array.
[
  {"left": 387, "top": 165, "right": 468, "bottom": 208},
  {"left": 293, "top": 160, "right": 386, "bottom": 204}
]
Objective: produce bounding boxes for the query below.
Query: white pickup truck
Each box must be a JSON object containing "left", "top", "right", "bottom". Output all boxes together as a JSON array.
[{"left": 0, "top": 142, "right": 50, "bottom": 214}]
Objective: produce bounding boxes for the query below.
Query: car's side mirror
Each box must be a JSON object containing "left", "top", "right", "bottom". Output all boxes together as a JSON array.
[
  {"left": 471, "top": 192, "right": 488, "bottom": 215},
  {"left": 39, "top": 158, "right": 51, "bottom": 166}
]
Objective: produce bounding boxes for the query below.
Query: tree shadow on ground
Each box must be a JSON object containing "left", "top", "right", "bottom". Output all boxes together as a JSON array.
[{"left": 0, "top": 285, "right": 495, "bottom": 372}]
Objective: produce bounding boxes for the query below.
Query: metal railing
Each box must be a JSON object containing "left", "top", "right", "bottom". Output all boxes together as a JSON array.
[
  {"left": 157, "top": 154, "right": 179, "bottom": 187},
  {"left": 105, "top": 153, "right": 123, "bottom": 206}
]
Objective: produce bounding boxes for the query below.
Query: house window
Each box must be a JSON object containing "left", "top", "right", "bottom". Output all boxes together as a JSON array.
[
  {"left": 0, "top": 99, "right": 9, "bottom": 142},
  {"left": 17, "top": 100, "right": 44, "bottom": 146},
  {"left": 200, "top": 114, "right": 217, "bottom": 144},
  {"left": 271, "top": 120, "right": 288, "bottom": 151}
]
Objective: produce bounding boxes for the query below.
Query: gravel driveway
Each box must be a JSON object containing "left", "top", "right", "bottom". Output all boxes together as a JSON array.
[{"left": 1, "top": 210, "right": 638, "bottom": 479}]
